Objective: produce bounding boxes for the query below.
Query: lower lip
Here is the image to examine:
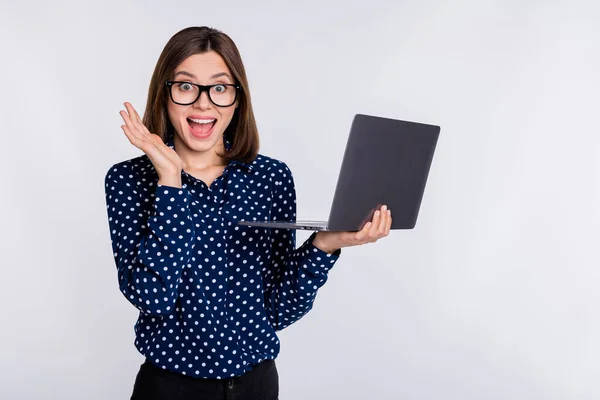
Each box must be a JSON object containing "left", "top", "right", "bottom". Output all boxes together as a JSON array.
[{"left": 188, "top": 120, "right": 216, "bottom": 139}]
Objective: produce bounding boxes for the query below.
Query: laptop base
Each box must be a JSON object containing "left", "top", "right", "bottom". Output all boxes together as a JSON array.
[{"left": 237, "top": 220, "right": 329, "bottom": 231}]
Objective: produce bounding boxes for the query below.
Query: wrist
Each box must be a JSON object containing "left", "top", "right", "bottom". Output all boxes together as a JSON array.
[
  {"left": 312, "top": 232, "right": 340, "bottom": 254},
  {"left": 158, "top": 176, "right": 182, "bottom": 189}
]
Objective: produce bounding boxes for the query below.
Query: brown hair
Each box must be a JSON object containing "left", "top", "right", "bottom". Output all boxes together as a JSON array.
[{"left": 142, "top": 26, "right": 259, "bottom": 163}]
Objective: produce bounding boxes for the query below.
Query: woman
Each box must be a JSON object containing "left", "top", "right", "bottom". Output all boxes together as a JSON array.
[{"left": 104, "top": 26, "right": 391, "bottom": 400}]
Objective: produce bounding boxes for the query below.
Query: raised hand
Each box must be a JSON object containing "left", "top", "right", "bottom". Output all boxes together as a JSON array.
[
  {"left": 312, "top": 205, "right": 392, "bottom": 253},
  {"left": 119, "top": 102, "right": 183, "bottom": 187}
]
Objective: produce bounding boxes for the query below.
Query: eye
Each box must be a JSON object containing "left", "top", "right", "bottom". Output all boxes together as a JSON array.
[
  {"left": 213, "top": 84, "right": 226, "bottom": 93},
  {"left": 177, "top": 82, "right": 194, "bottom": 91}
]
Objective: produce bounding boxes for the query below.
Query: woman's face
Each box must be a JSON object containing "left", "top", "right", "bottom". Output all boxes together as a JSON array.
[{"left": 167, "top": 51, "right": 238, "bottom": 155}]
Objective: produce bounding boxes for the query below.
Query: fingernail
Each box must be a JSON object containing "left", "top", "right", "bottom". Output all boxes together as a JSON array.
[
  {"left": 375, "top": 211, "right": 380, "bottom": 217},
  {"left": 382, "top": 205, "right": 387, "bottom": 211}
]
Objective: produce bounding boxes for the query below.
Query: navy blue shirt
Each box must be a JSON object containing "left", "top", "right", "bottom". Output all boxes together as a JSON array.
[{"left": 104, "top": 134, "right": 340, "bottom": 379}]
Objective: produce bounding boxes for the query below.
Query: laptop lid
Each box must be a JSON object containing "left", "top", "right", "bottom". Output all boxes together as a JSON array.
[{"left": 326, "top": 114, "right": 440, "bottom": 231}]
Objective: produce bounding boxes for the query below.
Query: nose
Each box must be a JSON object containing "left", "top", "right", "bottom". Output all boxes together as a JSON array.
[{"left": 193, "top": 89, "right": 212, "bottom": 110}]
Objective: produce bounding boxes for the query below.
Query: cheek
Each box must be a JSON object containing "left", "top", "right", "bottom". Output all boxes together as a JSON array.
[
  {"left": 218, "top": 108, "right": 237, "bottom": 128},
  {"left": 166, "top": 104, "right": 187, "bottom": 129},
  {"left": 166, "top": 104, "right": 176, "bottom": 124}
]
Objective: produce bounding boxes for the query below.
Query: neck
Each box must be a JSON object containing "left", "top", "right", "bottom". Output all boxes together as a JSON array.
[{"left": 173, "top": 134, "right": 228, "bottom": 170}]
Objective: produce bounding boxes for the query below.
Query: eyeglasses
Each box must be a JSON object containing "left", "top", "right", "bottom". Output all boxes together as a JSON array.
[{"left": 166, "top": 81, "right": 240, "bottom": 107}]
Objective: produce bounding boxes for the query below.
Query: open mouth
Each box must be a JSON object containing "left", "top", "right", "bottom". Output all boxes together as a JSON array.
[{"left": 187, "top": 117, "right": 217, "bottom": 138}]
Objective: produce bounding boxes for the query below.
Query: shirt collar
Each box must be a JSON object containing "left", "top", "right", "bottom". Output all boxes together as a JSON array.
[{"left": 164, "top": 133, "right": 253, "bottom": 172}]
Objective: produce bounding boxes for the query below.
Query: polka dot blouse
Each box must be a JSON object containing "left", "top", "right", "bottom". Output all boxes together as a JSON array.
[{"left": 104, "top": 134, "right": 341, "bottom": 379}]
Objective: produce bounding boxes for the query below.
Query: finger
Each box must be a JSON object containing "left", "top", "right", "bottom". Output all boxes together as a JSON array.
[
  {"left": 368, "top": 210, "right": 381, "bottom": 241},
  {"left": 121, "top": 119, "right": 155, "bottom": 153},
  {"left": 120, "top": 108, "right": 145, "bottom": 139},
  {"left": 124, "top": 102, "right": 143, "bottom": 124},
  {"left": 121, "top": 122, "right": 145, "bottom": 148},
  {"left": 124, "top": 127, "right": 176, "bottom": 171},
  {"left": 377, "top": 205, "right": 388, "bottom": 235},
  {"left": 120, "top": 115, "right": 153, "bottom": 154},
  {"left": 124, "top": 102, "right": 151, "bottom": 136},
  {"left": 385, "top": 208, "right": 392, "bottom": 234}
]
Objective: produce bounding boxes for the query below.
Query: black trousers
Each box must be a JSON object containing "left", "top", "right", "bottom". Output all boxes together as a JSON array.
[{"left": 130, "top": 358, "right": 279, "bottom": 400}]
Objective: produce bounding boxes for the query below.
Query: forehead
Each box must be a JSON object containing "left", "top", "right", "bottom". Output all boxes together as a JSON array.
[{"left": 174, "top": 51, "right": 232, "bottom": 80}]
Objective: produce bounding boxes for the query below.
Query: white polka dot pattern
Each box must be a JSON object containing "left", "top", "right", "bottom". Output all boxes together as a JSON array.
[{"left": 104, "top": 144, "right": 340, "bottom": 379}]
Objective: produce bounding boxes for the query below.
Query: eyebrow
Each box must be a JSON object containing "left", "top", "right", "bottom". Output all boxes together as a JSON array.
[{"left": 173, "top": 71, "right": 233, "bottom": 81}]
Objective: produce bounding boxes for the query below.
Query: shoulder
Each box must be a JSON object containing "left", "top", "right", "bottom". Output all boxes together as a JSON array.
[
  {"left": 249, "top": 153, "right": 294, "bottom": 181},
  {"left": 248, "top": 154, "right": 296, "bottom": 198},
  {"left": 104, "top": 154, "right": 156, "bottom": 186}
]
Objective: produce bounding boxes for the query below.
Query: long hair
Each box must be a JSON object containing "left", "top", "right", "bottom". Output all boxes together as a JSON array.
[{"left": 142, "top": 26, "right": 259, "bottom": 163}]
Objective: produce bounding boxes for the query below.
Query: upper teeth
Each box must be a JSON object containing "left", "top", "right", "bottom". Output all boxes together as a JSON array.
[{"left": 189, "top": 118, "right": 215, "bottom": 124}]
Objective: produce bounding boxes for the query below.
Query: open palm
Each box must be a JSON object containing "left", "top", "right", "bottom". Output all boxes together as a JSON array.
[
  {"left": 313, "top": 205, "right": 392, "bottom": 253},
  {"left": 119, "top": 102, "right": 183, "bottom": 178}
]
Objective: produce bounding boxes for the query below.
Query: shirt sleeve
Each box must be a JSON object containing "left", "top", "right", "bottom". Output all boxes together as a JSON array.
[
  {"left": 104, "top": 162, "right": 195, "bottom": 316},
  {"left": 263, "top": 161, "right": 341, "bottom": 331}
]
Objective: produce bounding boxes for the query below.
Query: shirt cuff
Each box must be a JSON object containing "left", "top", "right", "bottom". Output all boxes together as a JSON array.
[
  {"left": 299, "top": 232, "right": 341, "bottom": 277},
  {"left": 153, "top": 184, "right": 191, "bottom": 215}
]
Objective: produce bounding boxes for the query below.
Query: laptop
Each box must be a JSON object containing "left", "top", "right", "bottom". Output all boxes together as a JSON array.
[{"left": 237, "top": 114, "right": 440, "bottom": 231}]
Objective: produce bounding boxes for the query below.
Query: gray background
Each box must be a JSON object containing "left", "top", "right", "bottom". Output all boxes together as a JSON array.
[{"left": 1, "top": 0, "right": 599, "bottom": 399}]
